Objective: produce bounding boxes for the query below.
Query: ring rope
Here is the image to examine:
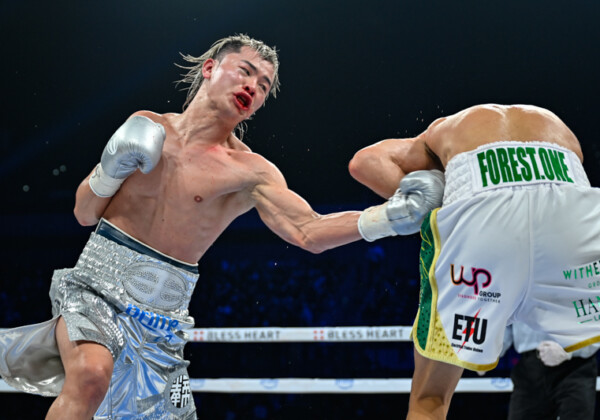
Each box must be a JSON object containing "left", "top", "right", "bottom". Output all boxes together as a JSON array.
[
  {"left": 1, "top": 326, "right": 598, "bottom": 393},
  {"left": 188, "top": 326, "right": 412, "bottom": 342},
  {"left": 3, "top": 378, "right": 600, "bottom": 393}
]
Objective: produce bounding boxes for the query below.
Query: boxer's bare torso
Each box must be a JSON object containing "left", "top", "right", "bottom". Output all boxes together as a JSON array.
[{"left": 102, "top": 111, "right": 289, "bottom": 263}]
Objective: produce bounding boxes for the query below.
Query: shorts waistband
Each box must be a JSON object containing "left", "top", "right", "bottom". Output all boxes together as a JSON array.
[
  {"left": 443, "top": 141, "right": 590, "bottom": 205},
  {"left": 95, "top": 219, "right": 198, "bottom": 275}
]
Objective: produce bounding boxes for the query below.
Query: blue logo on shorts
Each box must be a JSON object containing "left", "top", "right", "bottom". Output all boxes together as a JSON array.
[{"left": 125, "top": 303, "right": 180, "bottom": 331}]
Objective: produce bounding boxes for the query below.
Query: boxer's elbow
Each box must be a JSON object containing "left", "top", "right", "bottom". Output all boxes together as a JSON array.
[
  {"left": 74, "top": 212, "right": 99, "bottom": 227},
  {"left": 73, "top": 205, "right": 100, "bottom": 226},
  {"left": 293, "top": 233, "right": 326, "bottom": 254},
  {"left": 73, "top": 179, "right": 103, "bottom": 226},
  {"left": 348, "top": 153, "right": 364, "bottom": 182},
  {"left": 348, "top": 149, "right": 376, "bottom": 184},
  {"left": 280, "top": 214, "right": 329, "bottom": 254},
  {"left": 303, "top": 244, "right": 326, "bottom": 255},
  {"left": 303, "top": 241, "right": 326, "bottom": 254}
]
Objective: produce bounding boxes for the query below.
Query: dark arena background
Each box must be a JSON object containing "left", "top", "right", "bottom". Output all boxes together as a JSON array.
[{"left": 1, "top": 1, "right": 599, "bottom": 419}]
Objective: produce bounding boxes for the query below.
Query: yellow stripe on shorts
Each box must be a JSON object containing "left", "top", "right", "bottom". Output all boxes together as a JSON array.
[
  {"left": 412, "top": 209, "right": 499, "bottom": 371},
  {"left": 413, "top": 210, "right": 463, "bottom": 366}
]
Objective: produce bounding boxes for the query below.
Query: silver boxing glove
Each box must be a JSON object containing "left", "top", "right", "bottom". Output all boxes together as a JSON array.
[
  {"left": 358, "top": 170, "right": 445, "bottom": 241},
  {"left": 89, "top": 115, "right": 166, "bottom": 197}
]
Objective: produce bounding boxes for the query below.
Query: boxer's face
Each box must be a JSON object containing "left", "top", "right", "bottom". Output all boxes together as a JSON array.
[{"left": 203, "top": 47, "right": 274, "bottom": 122}]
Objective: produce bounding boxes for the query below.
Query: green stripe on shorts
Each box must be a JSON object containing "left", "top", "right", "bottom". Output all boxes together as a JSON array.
[{"left": 416, "top": 212, "right": 435, "bottom": 349}]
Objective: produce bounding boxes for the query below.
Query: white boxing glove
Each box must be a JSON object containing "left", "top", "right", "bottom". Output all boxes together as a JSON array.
[
  {"left": 89, "top": 115, "right": 166, "bottom": 197},
  {"left": 358, "top": 169, "right": 445, "bottom": 241},
  {"left": 536, "top": 341, "right": 572, "bottom": 367}
]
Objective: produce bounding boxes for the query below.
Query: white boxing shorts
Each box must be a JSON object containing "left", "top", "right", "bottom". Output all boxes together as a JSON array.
[{"left": 413, "top": 141, "right": 600, "bottom": 371}]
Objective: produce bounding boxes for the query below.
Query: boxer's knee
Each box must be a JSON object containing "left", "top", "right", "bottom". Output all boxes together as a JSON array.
[{"left": 65, "top": 357, "right": 113, "bottom": 406}]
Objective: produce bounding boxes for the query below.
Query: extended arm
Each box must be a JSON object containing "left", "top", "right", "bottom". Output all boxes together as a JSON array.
[
  {"left": 252, "top": 164, "right": 362, "bottom": 254},
  {"left": 251, "top": 138, "right": 445, "bottom": 251},
  {"left": 73, "top": 114, "right": 165, "bottom": 226}
]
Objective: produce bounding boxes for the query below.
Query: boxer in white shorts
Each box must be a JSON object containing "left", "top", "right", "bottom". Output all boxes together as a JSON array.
[
  {"left": 350, "top": 104, "right": 600, "bottom": 419},
  {"left": 415, "top": 141, "right": 599, "bottom": 370}
]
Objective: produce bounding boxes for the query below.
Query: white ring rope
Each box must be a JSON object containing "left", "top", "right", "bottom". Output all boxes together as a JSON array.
[
  {"left": 188, "top": 326, "right": 412, "bottom": 342},
  {"left": 1, "top": 326, "right": 598, "bottom": 393},
  {"left": 3, "top": 377, "right": 600, "bottom": 393}
]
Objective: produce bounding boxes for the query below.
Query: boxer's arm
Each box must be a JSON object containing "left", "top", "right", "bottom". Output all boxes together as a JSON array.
[
  {"left": 74, "top": 112, "right": 165, "bottom": 226},
  {"left": 349, "top": 137, "right": 439, "bottom": 198},
  {"left": 252, "top": 165, "right": 362, "bottom": 254},
  {"left": 73, "top": 169, "right": 113, "bottom": 226}
]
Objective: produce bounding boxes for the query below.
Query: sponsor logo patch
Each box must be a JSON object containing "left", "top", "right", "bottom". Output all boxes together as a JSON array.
[
  {"left": 451, "top": 264, "right": 501, "bottom": 303},
  {"left": 572, "top": 295, "right": 600, "bottom": 324},
  {"left": 563, "top": 260, "right": 600, "bottom": 283},
  {"left": 452, "top": 310, "right": 487, "bottom": 353},
  {"left": 473, "top": 144, "right": 574, "bottom": 192}
]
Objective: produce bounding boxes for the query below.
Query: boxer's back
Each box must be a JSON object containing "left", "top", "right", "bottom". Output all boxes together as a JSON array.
[{"left": 424, "top": 104, "right": 583, "bottom": 167}]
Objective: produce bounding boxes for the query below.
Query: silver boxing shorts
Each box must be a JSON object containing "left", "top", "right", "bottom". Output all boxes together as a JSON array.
[{"left": 0, "top": 219, "right": 199, "bottom": 419}]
